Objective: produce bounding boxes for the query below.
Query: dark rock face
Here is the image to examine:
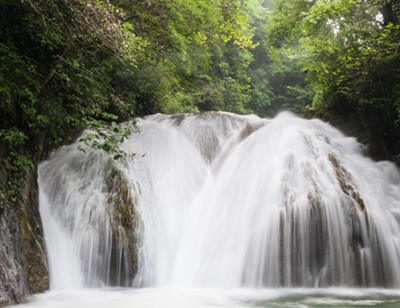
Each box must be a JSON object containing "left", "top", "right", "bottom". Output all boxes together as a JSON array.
[
  {"left": 17, "top": 169, "right": 49, "bottom": 294},
  {"left": 0, "top": 208, "right": 28, "bottom": 305},
  {"left": 0, "top": 168, "right": 49, "bottom": 306}
]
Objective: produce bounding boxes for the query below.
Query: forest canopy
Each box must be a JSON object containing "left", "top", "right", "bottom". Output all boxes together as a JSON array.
[{"left": 1, "top": 0, "right": 400, "bottom": 207}]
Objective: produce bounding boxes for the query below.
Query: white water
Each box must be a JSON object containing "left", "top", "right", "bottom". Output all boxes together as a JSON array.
[{"left": 37, "top": 111, "right": 400, "bottom": 297}]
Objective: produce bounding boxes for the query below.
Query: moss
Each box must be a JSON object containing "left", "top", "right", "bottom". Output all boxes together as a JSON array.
[
  {"left": 16, "top": 167, "right": 49, "bottom": 294},
  {"left": 104, "top": 160, "right": 141, "bottom": 285}
]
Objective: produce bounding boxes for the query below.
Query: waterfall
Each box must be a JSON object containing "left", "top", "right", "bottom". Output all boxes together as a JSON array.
[{"left": 38, "top": 111, "right": 400, "bottom": 290}]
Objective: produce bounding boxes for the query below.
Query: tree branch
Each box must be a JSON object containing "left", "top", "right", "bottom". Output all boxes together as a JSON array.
[{"left": 41, "top": 44, "right": 69, "bottom": 87}]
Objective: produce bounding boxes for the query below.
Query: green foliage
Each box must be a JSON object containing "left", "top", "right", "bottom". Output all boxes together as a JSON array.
[
  {"left": 268, "top": 0, "right": 400, "bottom": 157},
  {"left": 113, "top": 0, "right": 257, "bottom": 114},
  {"left": 78, "top": 119, "right": 135, "bottom": 160},
  {"left": 0, "top": 0, "right": 145, "bottom": 209},
  {"left": 243, "top": 0, "right": 314, "bottom": 116}
]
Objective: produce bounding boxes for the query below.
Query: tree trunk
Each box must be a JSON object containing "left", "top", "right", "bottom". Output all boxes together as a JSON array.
[
  {"left": 42, "top": 44, "right": 70, "bottom": 87},
  {"left": 382, "top": 0, "right": 398, "bottom": 26}
]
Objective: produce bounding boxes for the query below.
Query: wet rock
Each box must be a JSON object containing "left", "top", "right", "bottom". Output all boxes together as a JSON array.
[
  {"left": 0, "top": 167, "right": 49, "bottom": 306},
  {"left": 0, "top": 208, "right": 28, "bottom": 305}
]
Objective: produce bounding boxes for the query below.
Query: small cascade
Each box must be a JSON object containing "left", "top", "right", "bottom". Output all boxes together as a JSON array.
[
  {"left": 39, "top": 147, "right": 140, "bottom": 289},
  {"left": 38, "top": 111, "right": 400, "bottom": 290}
]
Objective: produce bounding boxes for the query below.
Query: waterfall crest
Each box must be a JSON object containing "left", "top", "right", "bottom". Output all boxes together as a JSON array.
[{"left": 38, "top": 111, "right": 400, "bottom": 289}]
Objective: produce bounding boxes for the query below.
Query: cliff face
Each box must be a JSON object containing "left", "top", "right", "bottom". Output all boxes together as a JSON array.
[
  {"left": 0, "top": 166, "right": 49, "bottom": 305},
  {"left": 0, "top": 208, "right": 28, "bottom": 304}
]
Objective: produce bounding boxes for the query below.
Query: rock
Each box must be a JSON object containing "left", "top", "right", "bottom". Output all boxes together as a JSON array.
[
  {"left": 0, "top": 167, "right": 49, "bottom": 305},
  {"left": 0, "top": 208, "right": 28, "bottom": 305}
]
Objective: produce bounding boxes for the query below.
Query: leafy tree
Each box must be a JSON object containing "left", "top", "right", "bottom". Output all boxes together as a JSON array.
[
  {"left": 268, "top": 0, "right": 400, "bottom": 158},
  {"left": 113, "top": 0, "right": 256, "bottom": 114},
  {"left": 0, "top": 0, "right": 144, "bottom": 207},
  {"left": 243, "top": 0, "right": 313, "bottom": 117}
]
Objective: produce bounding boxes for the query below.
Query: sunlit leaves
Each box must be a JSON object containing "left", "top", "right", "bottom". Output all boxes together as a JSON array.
[
  {"left": 112, "top": 0, "right": 257, "bottom": 114},
  {"left": 78, "top": 119, "right": 135, "bottom": 160}
]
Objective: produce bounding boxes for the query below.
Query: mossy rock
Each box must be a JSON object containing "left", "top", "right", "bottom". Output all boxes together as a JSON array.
[{"left": 104, "top": 160, "right": 142, "bottom": 285}]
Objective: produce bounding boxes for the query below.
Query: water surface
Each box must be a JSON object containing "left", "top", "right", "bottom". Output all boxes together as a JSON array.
[{"left": 12, "top": 288, "right": 400, "bottom": 308}]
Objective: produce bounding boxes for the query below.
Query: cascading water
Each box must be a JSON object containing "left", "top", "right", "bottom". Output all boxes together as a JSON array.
[{"left": 38, "top": 111, "right": 400, "bottom": 292}]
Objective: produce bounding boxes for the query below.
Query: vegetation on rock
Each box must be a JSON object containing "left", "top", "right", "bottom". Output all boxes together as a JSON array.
[{"left": 105, "top": 160, "right": 141, "bottom": 285}]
